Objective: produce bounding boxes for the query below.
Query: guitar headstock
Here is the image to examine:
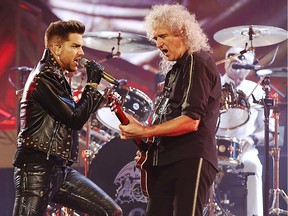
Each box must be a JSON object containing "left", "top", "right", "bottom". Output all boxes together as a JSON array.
[
  {"left": 108, "top": 91, "right": 122, "bottom": 113},
  {"left": 108, "top": 91, "right": 130, "bottom": 125}
]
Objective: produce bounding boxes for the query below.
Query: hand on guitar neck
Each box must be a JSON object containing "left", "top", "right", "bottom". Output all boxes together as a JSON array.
[{"left": 108, "top": 93, "right": 152, "bottom": 151}]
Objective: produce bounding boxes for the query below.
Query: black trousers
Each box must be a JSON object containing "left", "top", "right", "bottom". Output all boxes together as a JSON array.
[
  {"left": 146, "top": 157, "right": 217, "bottom": 216},
  {"left": 12, "top": 161, "right": 122, "bottom": 216}
]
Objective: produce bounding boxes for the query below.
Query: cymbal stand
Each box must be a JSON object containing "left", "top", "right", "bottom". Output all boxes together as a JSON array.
[
  {"left": 254, "top": 75, "right": 274, "bottom": 215},
  {"left": 269, "top": 94, "right": 288, "bottom": 215},
  {"left": 82, "top": 118, "right": 93, "bottom": 176},
  {"left": 98, "top": 47, "right": 121, "bottom": 64},
  {"left": 97, "top": 32, "right": 122, "bottom": 64},
  {"left": 203, "top": 172, "right": 231, "bottom": 216},
  {"left": 205, "top": 182, "right": 217, "bottom": 216}
]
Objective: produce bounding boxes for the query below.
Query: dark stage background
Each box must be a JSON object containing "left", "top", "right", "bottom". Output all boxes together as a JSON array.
[{"left": 0, "top": 0, "right": 287, "bottom": 215}]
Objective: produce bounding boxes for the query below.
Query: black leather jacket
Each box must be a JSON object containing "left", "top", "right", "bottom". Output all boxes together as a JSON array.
[{"left": 16, "top": 49, "right": 103, "bottom": 163}]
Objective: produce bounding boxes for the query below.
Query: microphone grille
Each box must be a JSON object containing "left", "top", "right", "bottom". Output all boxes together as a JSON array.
[{"left": 80, "top": 58, "right": 88, "bottom": 67}]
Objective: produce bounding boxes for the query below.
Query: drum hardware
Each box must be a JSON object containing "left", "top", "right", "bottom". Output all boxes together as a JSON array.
[
  {"left": 46, "top": 204, "right": 80, "bottom": 216},
  {"left": 204, "top": 169, "right": 256, "bottom": 216},
  {"left": 256, "top": 67, "right": 287, "bottom": 100},
  {"left": 81, "top": 119, "right": 95, "bottom": 216},
  {"left": 58, "top": 207, "right": 80, "bottom": 216},
  {"left": 257, "top": 67, "right": 288, "bottom": 78},
  {"left": 215, "top": 46, "right": 255, "bottom": 66},
  {"left": 203, "top": 182, "right": 222, "bottom": 216},
  {"left": 250, "top": 45, "right": 287, "bottom": 100},
  {"left": 250, "top": 76, "right": 287, "bottom": 215},
  {"left": 203, "top": 171, "right": 236, "bottom": 216},
  {"left": 83, "top": 31, "right": 156, "bottom": 54},
  {"left": 214, "top": 25, "right": 288, "bottom": 48},
  {"left": 269, "top": 94, "right": 288, "bottom": 215},
  {"left": 215, "top": 26, "right": 287, "bottom": 67}
]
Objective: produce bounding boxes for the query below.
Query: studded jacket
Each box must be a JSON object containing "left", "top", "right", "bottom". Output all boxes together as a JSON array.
[{"left": 16, "top": 49, "right": 103, "bottom": 163}]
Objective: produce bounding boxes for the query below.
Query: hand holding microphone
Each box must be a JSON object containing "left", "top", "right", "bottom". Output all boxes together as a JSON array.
[
  {"left": 83, "top": 59, "right": 103, "bottom": 84},
  {"left": 80, "top": 58, "right": 119, "bottom": 86}
]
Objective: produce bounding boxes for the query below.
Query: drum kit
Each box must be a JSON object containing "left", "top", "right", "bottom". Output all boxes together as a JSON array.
[
  {"left": 206, "top": 25, "right": 288, "bottom": 216},
  {"left": 47, "top": 25, "right": 287, "bottom": 215}
]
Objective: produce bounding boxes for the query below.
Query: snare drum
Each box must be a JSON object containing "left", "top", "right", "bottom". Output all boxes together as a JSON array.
[
  {"left": 216, "top": 136, "right": 241, "bottom": 167},
  {"left": 219, "top": 83, "right": 250, "bottom": 130},
  {"left": 97, "top": 84, "right": 153, "bottom": 132}
]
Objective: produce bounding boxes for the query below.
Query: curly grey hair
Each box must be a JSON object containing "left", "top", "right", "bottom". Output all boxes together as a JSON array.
[{"left": 144, "top": 4, "right": 211, "bottom": 73}]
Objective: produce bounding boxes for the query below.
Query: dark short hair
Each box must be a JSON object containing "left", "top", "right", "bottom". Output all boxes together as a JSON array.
[{"left": 44, "top": 20, "right": 85, "bottom": 47}]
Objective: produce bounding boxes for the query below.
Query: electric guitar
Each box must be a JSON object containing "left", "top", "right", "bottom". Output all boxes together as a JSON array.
[{"left": 108, "top": 93, "right": 155, "bottom": 197}]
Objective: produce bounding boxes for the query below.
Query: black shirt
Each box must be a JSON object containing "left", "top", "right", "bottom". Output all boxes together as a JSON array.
[{"left": 155, "top": 51, "right": 221, "bottom": 170}]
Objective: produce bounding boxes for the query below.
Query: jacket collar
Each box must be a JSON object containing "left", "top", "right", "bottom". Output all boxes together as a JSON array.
[{"left": 40, "top": 48, "right": 62, "bottom": 72}]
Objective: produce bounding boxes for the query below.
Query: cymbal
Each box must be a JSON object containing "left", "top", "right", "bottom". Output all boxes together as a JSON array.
[
  {"left": 83, "top": 31, "right": 156, "bottom": 53},
  {"left": 214, "top": 25, "right": 288, "bottom": 47},
  {"left": 256, "top": 67, "right": 288, "bottom": 77}
]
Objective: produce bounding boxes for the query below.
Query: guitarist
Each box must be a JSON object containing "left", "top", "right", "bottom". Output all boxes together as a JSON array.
[{"left": 118, "top": 4, "right": 221, "bottom": 216}]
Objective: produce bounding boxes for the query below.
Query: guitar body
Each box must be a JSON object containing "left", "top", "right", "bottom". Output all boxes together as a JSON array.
[
  {"left": 108, "top": 93, "right": 155, "bottom": 197},
  {"left": 135, "top": 142, "right": 155, "bottom": 197}
]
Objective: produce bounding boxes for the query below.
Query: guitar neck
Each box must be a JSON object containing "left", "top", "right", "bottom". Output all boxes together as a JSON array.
[{"left": 112, "top": 101, "right": 149, "bottom": 152}]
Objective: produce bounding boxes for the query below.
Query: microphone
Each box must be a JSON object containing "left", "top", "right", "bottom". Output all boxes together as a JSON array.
[
  {"left": 232, "top": 63, "right": 261, "bottom": 70},
  {"left": 80, "top": 58, "right": 119, "bottom": 86},
  {"left": 14, "top": 66, "right": 33, "bottom": 72}
]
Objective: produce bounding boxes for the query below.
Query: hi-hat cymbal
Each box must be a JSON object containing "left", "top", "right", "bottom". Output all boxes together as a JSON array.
[
  {"left": 83, "top": 31, "right": 156, "bottom": 53},
  {"left": 256, "top": 67, "right": 288, "bottom": 77},
  {"left": 214, "top": 25, "right": 288, "bottom": 47}
]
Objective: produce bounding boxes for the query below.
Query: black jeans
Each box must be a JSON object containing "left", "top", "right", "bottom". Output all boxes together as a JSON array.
[
  {"left": 146, "top": 157, "right": 217, "bottom": 216},
  {"left": 13, "top": 161, "right": 122, "bottom": 216}
]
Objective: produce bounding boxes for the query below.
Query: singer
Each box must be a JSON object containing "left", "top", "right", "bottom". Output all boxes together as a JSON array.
[
  {"left": 12, "top": 20, "right": 122, "bottom": 216},
  {"left": 217, "top": 46, "right": 274, "bottom": 216}
]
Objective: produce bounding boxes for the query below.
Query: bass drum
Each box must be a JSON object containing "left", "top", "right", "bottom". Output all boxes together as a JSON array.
[{"left": 88, "top": 137, "right": 148, "bottom": 216}]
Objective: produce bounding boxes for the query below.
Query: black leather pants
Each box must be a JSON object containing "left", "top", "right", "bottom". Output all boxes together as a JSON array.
[{"left": 13, "top": 162, "right": 122, "bottom": 216}]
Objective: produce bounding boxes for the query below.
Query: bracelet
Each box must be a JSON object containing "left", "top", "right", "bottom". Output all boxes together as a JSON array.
[{"left": 249, "top": 134, "right": 258, "bottom": 145}]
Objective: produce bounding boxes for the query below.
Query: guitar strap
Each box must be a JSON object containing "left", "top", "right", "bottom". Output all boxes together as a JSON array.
[
  {"left": 151, "top": 82, "right": 173, "bottom": 126},
  {"left": 149, "top": 63, "right": 178, "bottom": 149},
  {"left": 152, "top": 54, "right": 194, "bottom": 125}
]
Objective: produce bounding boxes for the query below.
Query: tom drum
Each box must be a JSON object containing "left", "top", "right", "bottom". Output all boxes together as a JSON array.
[
  {"left": 219, "top": 83, "right": 250, "bottom": 130},
  {"left": 216, "top": 136, "right": 241, "bottom": 168}
]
